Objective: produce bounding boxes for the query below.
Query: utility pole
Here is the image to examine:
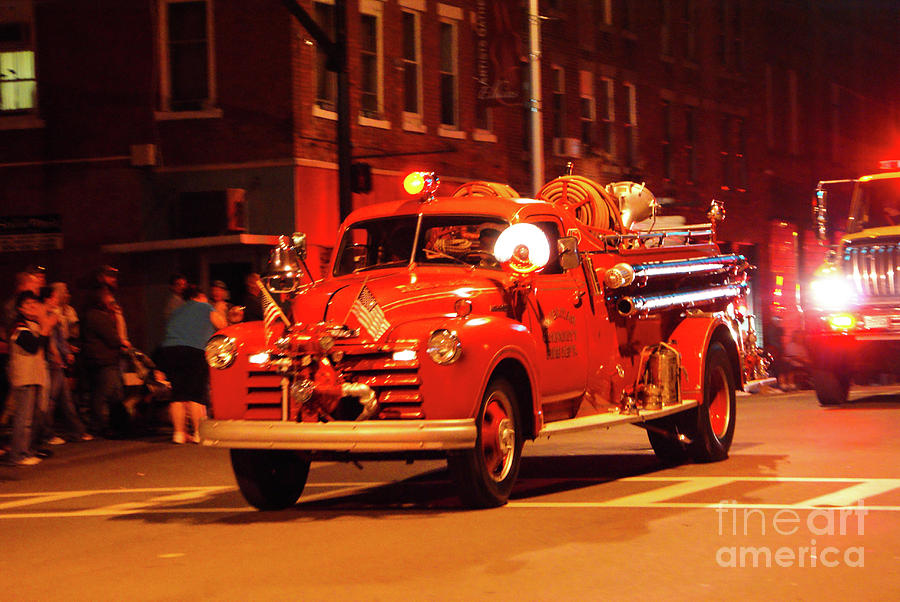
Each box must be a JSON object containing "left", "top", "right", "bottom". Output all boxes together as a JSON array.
[
  {"left": 527, "top": 0, "right": 544, "bottom": 196},
  {"left": 281, "top": 0, "right": 353, "bottom": 222}
]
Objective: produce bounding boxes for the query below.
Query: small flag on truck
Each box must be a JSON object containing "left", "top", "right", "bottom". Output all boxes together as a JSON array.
[{"left": 352, "top": 285, "right": 391, "bottom": 340}]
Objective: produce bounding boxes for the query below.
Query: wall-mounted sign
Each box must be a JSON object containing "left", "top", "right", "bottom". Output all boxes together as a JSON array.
[
  {"left": 0, "top": 214, "right": 63, "bottom": 252},
  {"left": 879, "top": 160, "right": 900, "bottom": 170}
]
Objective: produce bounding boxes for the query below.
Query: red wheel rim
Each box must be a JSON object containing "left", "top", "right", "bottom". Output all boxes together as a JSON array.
[
  {"left": 708, "top": 365, "right": 730, "bottom": 438},
  {"left": 480, "top": 392, "right": 515, "bottom": 482}
]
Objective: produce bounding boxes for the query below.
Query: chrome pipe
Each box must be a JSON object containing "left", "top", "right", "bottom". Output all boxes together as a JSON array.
[
  {"left": 630, "top": 254, "right": 748, "bottom": 279},
  {"left": 617, "top": 284, "right": 745, "bottom": 317}
]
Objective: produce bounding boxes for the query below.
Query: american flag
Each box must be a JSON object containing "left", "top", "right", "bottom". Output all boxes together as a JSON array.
[
  {"left": 351, "top": 285, "right": 391, "bottom": 340},
  {"left": 258, "top": 281, "right": 289, "bottom": 346}
]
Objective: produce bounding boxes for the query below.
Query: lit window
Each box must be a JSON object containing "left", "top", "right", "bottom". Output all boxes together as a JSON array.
[
  {"left": 0, "top": 6, "right": 37, "bottom": 115},
  {"left": 0, "top": 50, "right": 35, "bottom": 112},
  {"left": 160, "top": 0, "right": 216, "bottom": 112}
]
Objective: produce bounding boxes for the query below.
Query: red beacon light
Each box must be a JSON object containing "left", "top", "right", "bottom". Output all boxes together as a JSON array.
[
  {"left": 403, "top": 171, "right": 440, "bottom": 201},
  {"left": 494, "top": 223, "right": 551, "bottom": 276}
]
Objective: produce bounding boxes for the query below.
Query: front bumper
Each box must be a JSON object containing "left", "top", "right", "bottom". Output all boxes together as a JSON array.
[{"left": 199, "top": 418, "right": 477, "bottom": 452}]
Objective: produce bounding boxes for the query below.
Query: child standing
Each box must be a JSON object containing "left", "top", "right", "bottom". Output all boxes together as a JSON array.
[{"left": 7, "top": 291, "right": 53, "bottom": 466}]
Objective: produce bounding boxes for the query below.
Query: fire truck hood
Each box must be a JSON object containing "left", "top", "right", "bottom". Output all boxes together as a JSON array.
[{"left": 289, "top": 268, "right": 506, "bottom": 341}]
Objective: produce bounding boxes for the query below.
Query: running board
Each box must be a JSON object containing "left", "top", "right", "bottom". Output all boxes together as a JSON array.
[{"left": 537, "top": 400, "right": 699, "bottom": 438}]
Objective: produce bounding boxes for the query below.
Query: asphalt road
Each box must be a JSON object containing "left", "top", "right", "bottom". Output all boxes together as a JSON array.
[{"left": 3, "top": 385, "right": 900, "bottom": 601}]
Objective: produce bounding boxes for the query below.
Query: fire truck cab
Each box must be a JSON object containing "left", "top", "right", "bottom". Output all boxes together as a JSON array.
[
  {"left": 201, "top": 173, "right": 751, "bottom": 509},
  {"left": 806, "top": 171, "right": 900, "bottom": 405}
]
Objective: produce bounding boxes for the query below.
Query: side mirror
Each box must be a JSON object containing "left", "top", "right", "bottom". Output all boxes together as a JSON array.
[
  {"left": 813, "top": 187, "right": 828, "bottom": 244},
  {"left": 557, "top": 236, "right": 581, "bottom": 271}
]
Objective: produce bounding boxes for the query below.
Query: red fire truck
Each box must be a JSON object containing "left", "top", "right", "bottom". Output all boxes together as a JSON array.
[
  {"left": 805, "top": 171, "right": 900, "bottom": 405},
  {"left": 201, "top": 172, "right": 753, "bottom": 509}
]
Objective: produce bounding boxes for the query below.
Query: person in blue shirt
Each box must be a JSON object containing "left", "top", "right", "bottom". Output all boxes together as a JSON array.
[{"left": 157, "top": 285, "right": 226, "bottom": 444}]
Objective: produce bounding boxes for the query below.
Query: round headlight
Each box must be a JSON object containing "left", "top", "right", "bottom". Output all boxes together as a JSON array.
[
  {"left": 426, "top": 329, "right": 462, "bottom": 364},
  {"left": 205, "top": 335, "right": 237, "bottom": 369}
]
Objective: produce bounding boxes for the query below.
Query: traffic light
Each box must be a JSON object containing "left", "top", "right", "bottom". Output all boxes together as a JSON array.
[{"left": 351, "top": 162, "right": 372, "bottom": 194}]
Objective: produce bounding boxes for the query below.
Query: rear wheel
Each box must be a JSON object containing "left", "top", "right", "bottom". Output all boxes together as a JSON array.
[
  {"left": 448, "top": 379, "right": 523, "bottom": 508},
  {"left": 230, "top": 449, "right": 311, "bottom": 510}
]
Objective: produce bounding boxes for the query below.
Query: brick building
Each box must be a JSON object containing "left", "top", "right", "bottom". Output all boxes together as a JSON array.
[{"left": 1, "top": 0, "right": 897, "bottom": 349}]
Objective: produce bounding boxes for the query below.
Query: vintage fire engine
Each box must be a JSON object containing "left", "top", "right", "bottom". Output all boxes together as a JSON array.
[
  {"left": 805, "top": 171, "right": 900, "bottom": 405},
  {"left": 201, "top": 172, "right": 752, "bottom": 509}
]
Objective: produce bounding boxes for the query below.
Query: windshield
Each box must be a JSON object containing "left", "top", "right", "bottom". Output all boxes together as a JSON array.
[
  {"left": 848, "top": 177, "right": 900, "bottom": 233},
  {"left": 333, "top": 215, "right": 509, "bottom": 276}
]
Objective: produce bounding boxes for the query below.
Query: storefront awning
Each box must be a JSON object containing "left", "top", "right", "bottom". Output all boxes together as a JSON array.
[{"left": 102, "top": 234, "right": 280, "bottom": 254}]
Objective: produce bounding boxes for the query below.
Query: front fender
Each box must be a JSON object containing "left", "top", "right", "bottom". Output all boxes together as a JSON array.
[
  {"left": 388, "top": 315, "right": 540, "bottom": 423},
  {"left": 668, "top": 314, "right": 742, "bottom": 400}
]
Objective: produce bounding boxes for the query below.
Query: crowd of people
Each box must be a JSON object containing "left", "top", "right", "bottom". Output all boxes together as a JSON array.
[{"left": 0, "top": 265, "right": 264, "bottom": 467}]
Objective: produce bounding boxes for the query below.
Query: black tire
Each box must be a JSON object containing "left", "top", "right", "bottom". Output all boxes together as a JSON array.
[
  {"left": 812, "top": 368, "right": 851, "bottom": 406},
  {"left": 690, "top": 342, "right": 737, "bottom": 462},
  {"left": 647, "top": 342, "right": 736, "bottom": 464},
  {"left": 448, "top": 379, "right": 523, "bottom": 508},
  {"left": 647, "top": 415, "right": 690, "bottom": 465},
  {"left": 230, "top": 449, "right": 311, "bottom": 510}
]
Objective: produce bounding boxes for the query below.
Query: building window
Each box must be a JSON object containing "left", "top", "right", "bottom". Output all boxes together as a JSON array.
[
  {"left": 681, "top": 0, "right": 697, "bottom": 62},
  {"left": 401, "top": 9, "right": 422, "bottom": 120},
  {"left": 598, "top": 77, "right": 615, "bottom": 155},
  {"left": 765, "top": 64, "right": 774, "bottom": 149},
  {"left": 685, "top": 107, "right": 697, "bottom": 184},
  {"left": 736, "top": 118, "right": 747, "bottom": 191},
  {"left": 624, "top": 82, "right": 638, "bottom": 167},
  {"left": 788, "top": 69, "right": 799, "bottom": 155},
  {"left": 721, "top": 116, "right": 732, "bottom": 190},
  {"left": 830, "top": 83, "right": 840, "bottom": 162},
  {"left": 359, "top": 1, "right": 384, "bottom": 119},
  {"left": 314, "top": 0, "right": 336, "bottom": 112},
  {"left": 661, "top": 100, "right": 672, "bottom": 180},
  {"left": 0, "top": 0, "right": 36, "bottom": 115},
  {"left": 551, "top": 66, "right": 565, "bottom": 138},
  {"left": 439, "top": 18, "right": 458, "bottom": 127},
  {"left": 717, "top": 0, "right": 743, "bottom": 72},
  {"left": 659, "top": 0, "right": 672, "bottom": 58},
  {"left": 475, "top": 99, "right": 492, "bottom": 132},
  {"left": 159, "top": 0, "right": 216, "bottom": 112},
  {"left": 601, "top": 0, "right": 612, "bottom": 26},
  {"left": 579, "top": 71, "right": 595, "bottom": 147}
]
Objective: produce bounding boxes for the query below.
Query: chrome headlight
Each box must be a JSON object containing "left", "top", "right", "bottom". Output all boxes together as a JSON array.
[
  {"left": 205, "top": 335, "right": 237, "bottom": 369},
  {"left": 426, "top": 329, "right": 461, "bottom": 364}
]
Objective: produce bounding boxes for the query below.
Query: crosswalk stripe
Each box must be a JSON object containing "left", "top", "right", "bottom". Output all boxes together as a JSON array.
[{"left": 793, "top": 479, "right": 900, "bottom": 507}]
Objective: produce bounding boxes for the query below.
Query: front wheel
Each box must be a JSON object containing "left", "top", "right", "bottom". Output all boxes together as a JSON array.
[
  {"left": 647, "top": 342, "right": 736, "bottom": 464},
  {"left": 448, "top": 379, "right": 523, "bottom": 508},
  {"left": 812, "top": 367, "right": 851, "bottom": 406},
  {"left": 230, "top": 449, "right": 311, "bottom": 510}
]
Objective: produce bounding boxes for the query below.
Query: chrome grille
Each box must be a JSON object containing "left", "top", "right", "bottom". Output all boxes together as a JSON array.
[
  {"left": 844, "top": 243, "right": 900, "bottom": 299},
  {"left": 339, "top": 346, "right": 423, "bottom": 419}
]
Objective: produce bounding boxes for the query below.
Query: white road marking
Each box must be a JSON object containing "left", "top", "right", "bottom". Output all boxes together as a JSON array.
[
  {"left": 793, "top": 478, "right": 900, "bottom": 507},
  {"left": 2, "top": 476, "right": 900, "bottom": 518}
]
